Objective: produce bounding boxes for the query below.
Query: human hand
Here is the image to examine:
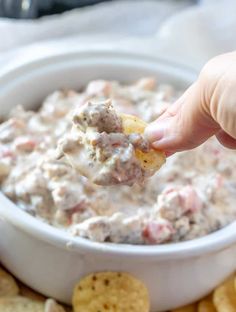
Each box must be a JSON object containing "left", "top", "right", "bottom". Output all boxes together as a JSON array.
[{"left": 145, "top": 52, "right": 236, "bottom": 155}]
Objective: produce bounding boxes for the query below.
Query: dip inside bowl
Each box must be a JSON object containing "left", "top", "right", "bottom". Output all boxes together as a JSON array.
[{"left": 0, "top": 49, "right": 235, "bottom": 312}]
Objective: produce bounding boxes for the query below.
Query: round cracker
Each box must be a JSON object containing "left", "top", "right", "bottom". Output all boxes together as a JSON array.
[
  {"left": 213, "top": 275, "right": 236, "bottom": 312},
  {"left": 19, "top": 282, "right": 46, "bottom": 302},
  {"left": 198, "top": 296, "right": 216, "bottom": 312},
  {"left": 72, "top": 272, "right": 150, "bottom": 312},
  {"left": 120, "top": 113, "right": 147, "bottom": 135},
  {"left": 171, "top": 303, "right": 198, "bottom": 312},
  {"left": 0, "top": 296, "right": 44, "bottom": 312},
  {"left": 135, "top": 148, "right": 165, "bottom": 171},
  {"left": 120, "top": 113, "right": 166, "bottom": 171},
  {"left": 0, "top": 267, "right": 19, "bottom": 297},
  {"left": 234, "top": 275, "right": 236, "bottom": 293}
]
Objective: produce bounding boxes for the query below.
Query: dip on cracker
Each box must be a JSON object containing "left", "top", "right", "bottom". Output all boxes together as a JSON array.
[{"left": 57, "top": 100, "right": 165, "bottom": 186}]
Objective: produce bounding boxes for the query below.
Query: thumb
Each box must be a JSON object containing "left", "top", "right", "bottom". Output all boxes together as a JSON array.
[{"left": 145, "top": 82, "right": 219, "bottom": 154}]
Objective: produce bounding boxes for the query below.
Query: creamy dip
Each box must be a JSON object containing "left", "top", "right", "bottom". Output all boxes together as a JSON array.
[
  {"left": 0, "top": 78, "right": 235, "bottom": 244},
  {"left": 58, "top": 99, "right": 164, "bottom": 186}
]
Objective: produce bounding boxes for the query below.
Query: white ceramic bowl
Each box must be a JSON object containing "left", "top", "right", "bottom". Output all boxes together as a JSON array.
[{"left": 0, "top": 49, "right": 235, "bottom": 312}]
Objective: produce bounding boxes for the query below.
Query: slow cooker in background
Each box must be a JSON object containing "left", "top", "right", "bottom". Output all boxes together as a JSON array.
[
  {"left": 0, "top": 0, "right": 113, "bottom": 19},
  {"left": 0, "top": 0, "right": 200, "bottom": 19}
]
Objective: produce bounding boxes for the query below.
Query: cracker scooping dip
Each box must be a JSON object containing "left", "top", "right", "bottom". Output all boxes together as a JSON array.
[{"left": 57, "top": 100, "right": 165, "bottom": 186}]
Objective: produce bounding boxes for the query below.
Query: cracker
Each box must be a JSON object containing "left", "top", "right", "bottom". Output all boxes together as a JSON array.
[
  {"left": 120, "top": 113, "right": 147, "bottom": 135},
  {"left": 120, "top": 113, "right": 166, "bottom": 171},
  {"left": 198, "top": 295, "right": 216, "bottom": 312},
  {"left": 0, "top": 267, "right": 19, "bottom": 297},
  {"left": 0, "top": 296, "right": 44, "bottom": 312},
  {"left": 135, "top": 148, "right": 165, "bottom": 171},
  {"left": 172, "top": 303, "right": 198, "bottom": 312},
  {"left": 72, "top": 272, "right": 149, "bottom": 312},
  {"left": 19, "top": 282, "right": 46, "bottom": 302},
  {"left": 213, "top": 275, "right": 236, "bottom": 312}
]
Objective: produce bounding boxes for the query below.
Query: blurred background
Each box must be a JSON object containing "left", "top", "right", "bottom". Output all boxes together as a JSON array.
[
  {"left": 0, "top": 0, "right": 115, "bottom": 19},
  {"left": 0, "top": 0, "right": 235, "bottom": 71}
]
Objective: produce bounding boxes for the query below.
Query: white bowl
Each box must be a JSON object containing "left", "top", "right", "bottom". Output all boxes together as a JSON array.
[{"left": 0, "top": 49, "right": 235, "bottom": 312}]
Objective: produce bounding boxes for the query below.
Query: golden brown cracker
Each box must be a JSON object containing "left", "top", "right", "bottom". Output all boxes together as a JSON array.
[
  {"left": 213, "top": 275, "right": 236, "bottom": 312},
  {"left": 198, "top": 295, "right": 216, "bottom": 312},
  {"left": 0, "top": 296, "right": 44, "bottom": 312},
  {"left": 72, "top": 271, "right": 149, "bottom": 312},
  {"left": 18, "top": 282, "right": 46, "bottom": 302},
  {"left": 172, "top": 303, "right": 198, "bottom": 312},
  {"left": 120, "top": 113, "right": 166, "bottom": 171},
  {"left": 0, "top": 267, "right": 19, "bottom": 297}
]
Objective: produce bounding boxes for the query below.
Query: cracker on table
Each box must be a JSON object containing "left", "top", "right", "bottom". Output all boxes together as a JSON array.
[
  {"left": 213, "top": 274, "right": 236, "bottom": 312},
  {"left": 73, "top": 271, "right": 150, "bottom": 312},
  {"left": 0, "top": 267, "right": 19, "bottom": 297},
  {"left": 0, "top": 295, "right": 44, "bottom": 312}
]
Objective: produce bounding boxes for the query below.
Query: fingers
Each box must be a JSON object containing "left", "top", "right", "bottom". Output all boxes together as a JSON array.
[
  {"left": 145, "top": 82, "right": 219, "bottom": 153},
  {"left": 145, "top": 52, "right": 236, "bottom": 154},
  {"left": 216, "top": 130, "right": 236, "bottom": 149}
]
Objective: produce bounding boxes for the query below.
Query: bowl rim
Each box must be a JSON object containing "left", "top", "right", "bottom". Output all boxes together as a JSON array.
[
  {"left": 0, "top": 48, "right": 198, "bottom": 84},
  {"left": 0, "top": 48, "right": 235, "bottom": 260}
]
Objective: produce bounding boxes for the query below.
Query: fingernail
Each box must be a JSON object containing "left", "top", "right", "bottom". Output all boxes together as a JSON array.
[{"left": 144, "top": 119, "right": 169, "bottom": 142}]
